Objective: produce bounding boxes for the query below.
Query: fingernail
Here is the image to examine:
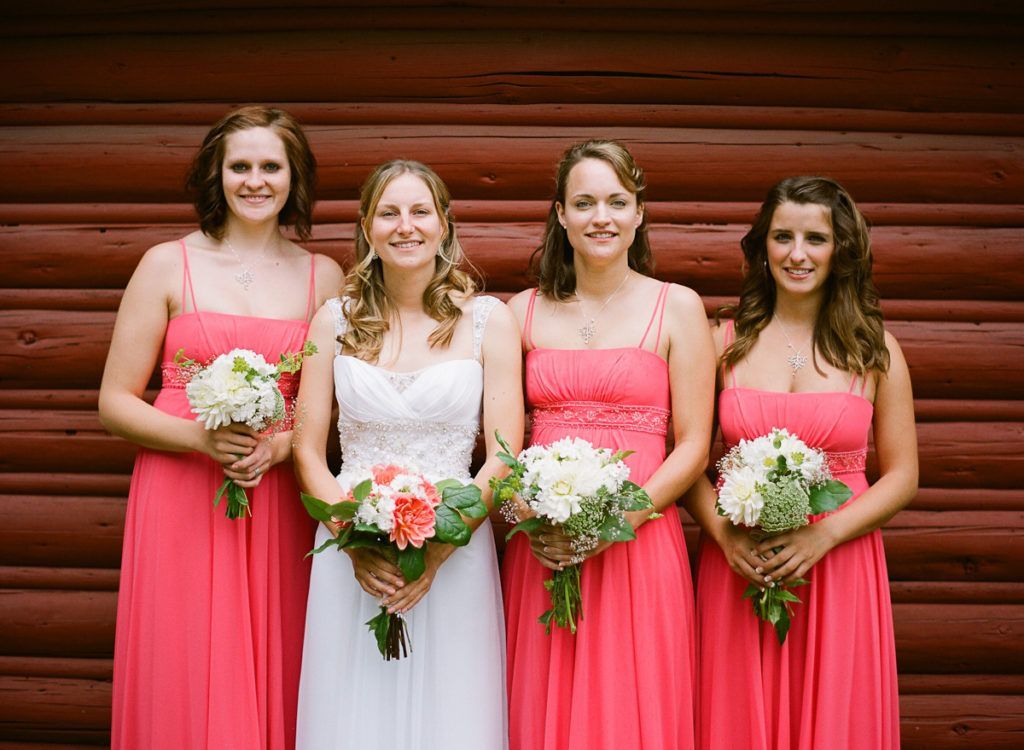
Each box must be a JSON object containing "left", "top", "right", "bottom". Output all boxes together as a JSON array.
[
  {"left": 764, "top": 575, "right": 772, "bottom": 582},
  {"left": 755, "top": 567, "right": 763, "bottom": 574}
]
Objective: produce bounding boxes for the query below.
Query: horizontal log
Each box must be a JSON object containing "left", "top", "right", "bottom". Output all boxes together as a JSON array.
[
  {"left": 0, "top": 568, "right": 119, "bottom": 592},
  {"left": 900, "top": 693, "right": 1024, "bottom": 750},
  {"left": 890, "top": 582, "right": 1024, "bottom": 605},
  {"left": 0, "top": 496, "right": 124, "bottom": 568},
  {"left": 916, "top": 421, "right": 1024, "bottom": 489},
  {"left": 4, "top": 223, "right": 1022, "bottom": 302},
  {"left": 3, "top": 102, "right": 1024, "bottom": 137},
  {"left": 0, "top": 656, "right": 111, "bottom": 680},
  {"left": 3, "top": 200, "right": 1024, "bottom": 227},
  {"left": 3, "top": 31, "right": 1021, "bottom": 113},
  {"left": 7, "top": 5, "right": 1024, "bottom": 41},
  {"left": 899, "top": 673, "right": 1024, "bottom": 695},
  {"left": 894, "top": 604, "right": 1024, "bottom": 674},
  {"left": 2, "top": 125, "right": 1022, "bottom": 204},
  {"left": 0, "top": 474, "right": 129, "bottom": 497},
  {"left": 910, "top": 488, "right": 1024, "bottom": 512},
  {"left": 0, "top": 591, "right": 114, "bottom": 658},
  {"left": 0, "top": 675, "right": 110, "bottom": 738}
]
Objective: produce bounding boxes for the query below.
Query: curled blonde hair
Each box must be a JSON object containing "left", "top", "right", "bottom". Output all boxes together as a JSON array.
[{"left": 341, "top": 160, "right": 477, "bottom": 362}]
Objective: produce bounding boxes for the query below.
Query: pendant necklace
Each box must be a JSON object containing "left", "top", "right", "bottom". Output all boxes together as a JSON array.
[
  {"left": 223, "top": 237, "right": 270, "bottom": 291},
  {"left": 775, "top": 316, "right": 810, "bottom": 374},
  {"left": 576, "top": 271, "right": 630, "bottom": 346}
]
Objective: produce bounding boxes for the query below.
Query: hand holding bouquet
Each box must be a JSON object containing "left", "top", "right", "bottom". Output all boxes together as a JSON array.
[
  {"left": 301, "top": 464, "right": 487, "bottom": 660},
  {"left": 716, "top": 427, "right": 852, "bottom": 644},
  {"left": 490, "top": 432, "right": 655, "bottom": 634},
  {"left": 177, "top": 341, "right": 316, "bottom": 518}
]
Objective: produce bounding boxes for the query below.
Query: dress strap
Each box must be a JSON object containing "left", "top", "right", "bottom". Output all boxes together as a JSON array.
[
  {"left": 638, "top": 282, "right": 671, "bottom": 351},
  {"left": 723, "top": 319, "right": 737, "bottom": 389},
  {"left": 325, "top": 297, "right": 348, "bottom": 356},
  {"left": 522, "top": 288, "right": 539, "bottom": 351},
  {"left": 179, "top": 239, "right": 200, "bottom": 314},
  {"left": 305, "top": 254, "right": 317, "bottom": 322},
  {"left": 472, "top": 295, "right": 499, "bottom": 362},
  {"left": 848, "top": 371, "right": 870, "bottom": 397}
]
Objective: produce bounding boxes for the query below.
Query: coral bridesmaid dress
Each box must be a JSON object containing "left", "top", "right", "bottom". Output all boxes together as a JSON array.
[
  {"left": 502, "top": 284, "right": 696, "bottom": 750},
  {"left": 695, "top": 320, "right": 899, "bottom": 749},
  {"left": 111, "top": 241, "right": 318, "bottom": 749}
]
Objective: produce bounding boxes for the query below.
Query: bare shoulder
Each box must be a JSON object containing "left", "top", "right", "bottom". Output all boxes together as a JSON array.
[
  {"left": 312, "top": 252, "right": 345, "bottom": 297},
  {"left": 663, "top": 282, "right": 708, "bottom": 324},
  {"left": 506, "top": 288, "right": 536, "bottom": 325}
]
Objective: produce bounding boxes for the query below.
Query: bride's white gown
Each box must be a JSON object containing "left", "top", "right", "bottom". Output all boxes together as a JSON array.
[{"left": 296, "top": 296, "right": 507, "bottom": 750}]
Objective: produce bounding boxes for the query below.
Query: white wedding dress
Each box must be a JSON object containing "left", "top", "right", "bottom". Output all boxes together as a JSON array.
[{"left": 296, "top": 296, "right": 508, "bottom": 750}]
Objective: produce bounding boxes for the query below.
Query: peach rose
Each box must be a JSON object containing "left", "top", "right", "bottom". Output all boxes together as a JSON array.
[
  {"left": 389, "top": 493, "right": 436, "bottom": 550},
  {"left": 371, "top": 464, "right": 405, "bottom": 485}
]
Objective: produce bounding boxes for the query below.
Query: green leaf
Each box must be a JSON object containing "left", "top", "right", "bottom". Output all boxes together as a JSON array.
[
  {"left": 397, "top": 545, "right": 426, "bottom": 582},
  {"left": 775, "top": 588, "right": 803, "bottom": 603},
  {"left": 505, "top": 516, "right": 545, "bottom": 542},
  {"left": 775, "top": 610, "right": 792, "bottom": 645},
  {"left": 597, "top": 513, "right": 636, "bottom": 543},
  {"left": 609, "top": 449, "right": 635, "bottom": 463},
  {"left": 442, "top": 483, "right": 487, "bottom": 518},
  {"left": 808, "top": 479, "right": 853, "bottom": 514},
  {"left": 341, "top": 536, "right": 384, "bottom": 551},
  {"left": 497, "top": 452, "right": 520, "bottom": 469},
  {"left": 434, "top": 504, "right": 471, "bottom": 546},
  {"left": 326, "top": 501, "right": 359, "bottom": 521},
  {"left": 494, "top": 430, "right": 515, "bottom": 456},
  {"left": 366, "top": 607, "right": 391, "bottom": 657},
  {"left": 214, "top": 478, "right": 230, "bottom": 508},
  {"left": 300, "top": 492, "right": 335, "bottom": 522},
  {"left": 308, "top": 536, "right": 340, "bottom": 556},
  {"left": 351, "top": 479, "right": 373, "bottom": 503},
  {"left": 742, "top": 584, "right": 762, "bottom": 600}
]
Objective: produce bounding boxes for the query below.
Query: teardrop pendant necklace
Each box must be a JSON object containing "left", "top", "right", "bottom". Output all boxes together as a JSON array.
[
  {"left": 576, "top": 270, "right": 631, "bottom": 346},
  {"left": 775, "top": 316, "right": 810, "bottom": 374}
]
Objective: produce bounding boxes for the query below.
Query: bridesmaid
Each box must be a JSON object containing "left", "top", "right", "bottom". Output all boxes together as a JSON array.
[
  {"left": 99, "top": 106, "right": 343, "bottom": 749},
  {"left": 688, "top": 176, "right": 918, "bottom": 748},
  {"left": 501, "top": 140, "right": 715, "bottom": 749}
]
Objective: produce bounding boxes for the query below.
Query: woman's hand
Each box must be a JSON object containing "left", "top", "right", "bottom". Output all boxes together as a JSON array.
[
  {"left": 197, "top": 423, "right": 259, "bottom": 464},
  {"left": 346, "top": 547, "right": 405, "bottom": 600},
  {"left": 713, "top": 524, "right": 770, "bottom": 588},
  {"left": 381, "top": 544, "right": 455, "bottom": 614},
  {"left": 528, "top": 524, "right": 575, "bottom": 570},
  {"left": 223, "top": 435, "right": 274, "bottom": 488},
  {"left": 754, "top": 523, "right": 838, "bottom": 585}
]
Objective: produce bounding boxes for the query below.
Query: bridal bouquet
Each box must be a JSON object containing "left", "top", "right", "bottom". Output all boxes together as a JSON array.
[
  {"left": 716, "top": 427, "right": 852, "bottom": 644},
  {"left": 176, "top": 341, "right": 316, "bottom": 518},
  {"left": 301, "top": 464, "right": 487, "bottom": 660},
  {"left": 491, "top": 432, "right": 654, "bottom": 634}
]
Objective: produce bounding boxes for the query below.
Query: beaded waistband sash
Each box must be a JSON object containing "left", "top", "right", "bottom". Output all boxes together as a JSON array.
[
  {"left": 159, "top": 362, "right": 299, "bottom": 398},
  {"left": 826, "top": 449, "right": 867, "bottom": 476},
  {"left": 531, "top": 401, "right": 670, "bottom": 436}
]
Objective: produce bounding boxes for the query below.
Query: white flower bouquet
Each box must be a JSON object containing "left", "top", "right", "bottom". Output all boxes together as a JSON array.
[
  {"left": 491, "top": 432, "right": 655, "bottom": 634},
  {"left": 175, "top": 341, "right": 316, "bottom": 518},
  {"left": 716, "top": 427, "right": 852, "bottom": 644}
]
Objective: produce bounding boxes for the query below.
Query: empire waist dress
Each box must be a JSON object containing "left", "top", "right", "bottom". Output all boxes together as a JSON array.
[
  {"left": 502, "top": 284, "right": 697, "bottom": 750},
  {"left": 695, "top": 320, "right": 899, "bottom": 749},
  {"left": 111, "top": 241, "right": 318, "bottom": 749}
]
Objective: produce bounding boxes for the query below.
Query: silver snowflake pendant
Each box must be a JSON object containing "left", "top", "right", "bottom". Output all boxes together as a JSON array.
[
  {"left": 787, "top": 349, "right": 808, "bottom": 373},
  {"left": 234, "top": 268, "right": 255, "bottom": 290},
  {"left": 578, "top": 320, "right": 595, "bottom": 345}
]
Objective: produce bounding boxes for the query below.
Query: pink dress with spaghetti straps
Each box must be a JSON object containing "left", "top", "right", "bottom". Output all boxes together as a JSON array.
[
  {"left": 502, "top": 283, "right": 697, "bottom": 750},
  {"left": 111, "top": 241, "right": 318, "bottom": 749},
  {"left": 695, "top": 320, "right": 899, "bottom": 749}
]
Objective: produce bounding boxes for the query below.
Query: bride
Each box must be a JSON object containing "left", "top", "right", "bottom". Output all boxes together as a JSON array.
[{"left": 292, "top": 159, "right": 522, "bottom": 749}]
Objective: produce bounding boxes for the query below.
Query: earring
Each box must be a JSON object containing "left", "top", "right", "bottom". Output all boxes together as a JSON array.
[{"left": 367, "top": 247, "right": 377, "bottom": 261}]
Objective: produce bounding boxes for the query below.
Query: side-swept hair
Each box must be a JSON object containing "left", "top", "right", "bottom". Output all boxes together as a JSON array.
[
  {"left": 532, "top": 140, "right": 654, "bottom": 299},
  {"left": 185, "top": 105, "right": 316, "bottom": 241},
  {"left": 721, "top": 176, "right": 889, "bottom": 376},
  {"left": 340, "top": 160, "right": 477, "bottom": 362}
]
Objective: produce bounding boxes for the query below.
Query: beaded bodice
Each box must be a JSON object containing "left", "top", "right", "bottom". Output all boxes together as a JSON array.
[{"left": 325, "top": 296, "right": 497, "bottom": 488}]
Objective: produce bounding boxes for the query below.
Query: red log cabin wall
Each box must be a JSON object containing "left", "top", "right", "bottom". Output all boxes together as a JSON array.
[{"left": 1, "top": 1, "right": 1022, "bottom": 747}]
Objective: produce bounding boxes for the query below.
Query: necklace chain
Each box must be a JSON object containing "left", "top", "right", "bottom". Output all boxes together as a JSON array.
[
  {"left": 775, "top": 315, "right": 810, "bottom": 374},
  {"left": 575, "top": 271, "right": 631, "bottom": 345},
  {"left": 223, "top": 237, "right": 270, "bottom": 291}
]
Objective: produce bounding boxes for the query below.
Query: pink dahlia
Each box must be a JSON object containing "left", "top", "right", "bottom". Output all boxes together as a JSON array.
[{"left": 389, "top": 493, "right": 436, "bottom": 550}]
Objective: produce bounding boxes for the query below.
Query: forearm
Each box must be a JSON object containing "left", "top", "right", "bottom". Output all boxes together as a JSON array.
[
  {"left": 99, "top": 389, "right": 204, "bottom": 454},
  {"left": 634, "top": 437, "right": 710, "bottom": 523},
  {"left": 816, "top": 468, "right": 918, "bottom": 547},
  {"left": 293, "top": 443, "right": 344, "bottom": 506}
]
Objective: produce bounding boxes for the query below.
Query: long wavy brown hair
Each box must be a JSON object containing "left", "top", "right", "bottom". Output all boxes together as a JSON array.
[
  {"left": 721, "top": 176, "right": 889, "bottom": 376},
  {"left": 532, "top": 140, "right": 654, "bottom": 300},
  {"left": 340, "top": 160, "right": 477, "bottom": 362},
  {"left": 185, "top": 105, "right": 316, "bottom": 241}
]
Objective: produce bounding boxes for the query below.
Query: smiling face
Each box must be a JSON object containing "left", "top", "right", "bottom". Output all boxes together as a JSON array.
[
  {"left": 556, "top": 157, "right": 643, "bottom": 265},
  {"left": 766, "top": 200, "right": 835, "bottom": 301},
  {"left": 363, "top": 172, "right": 446, "bottom": 271},
  {"left": 220, "top": 126, "right": 291, "bottom": 226}
]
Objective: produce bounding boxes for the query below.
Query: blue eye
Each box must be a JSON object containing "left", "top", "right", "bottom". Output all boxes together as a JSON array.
[{"left": 230, "top": 163, "right": 248, "bottom": 173}]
